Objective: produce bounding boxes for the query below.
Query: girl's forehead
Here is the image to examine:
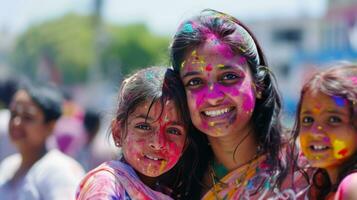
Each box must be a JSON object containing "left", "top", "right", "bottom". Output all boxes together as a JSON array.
[{"left": 135, "top": 100, "right": 178, "bottom": 117}]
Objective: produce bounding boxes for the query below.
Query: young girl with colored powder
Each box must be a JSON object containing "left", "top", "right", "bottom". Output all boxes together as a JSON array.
[
  {"left": 170, "top": 9, "right": 309, "bottom": 199},
  {"left": 293, "top": 63, "right": 357, "bottom": 199},
  {"left": 76, "top": 66, "right": 208, "bottom": 200}
]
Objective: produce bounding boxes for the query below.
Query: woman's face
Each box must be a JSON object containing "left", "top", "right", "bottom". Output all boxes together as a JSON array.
[
  {"left": 299, "top": 91, "right": 357, "bottom": 169},
  {"left": 9, "top": 90, "right": 51, "bottom": 151},
  {"left": 121, "top": 100, "right": 187, "bottom": 177},
  {"left": 180, "top": 40, "right": 256, "bottom": 138}
]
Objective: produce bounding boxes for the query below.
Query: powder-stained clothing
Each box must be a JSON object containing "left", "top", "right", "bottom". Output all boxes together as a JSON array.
[
  {"left": 202, "top": 154, "right": 310, "bottom": 200},
  {"left": 0, "top": 149, "right": 85, "bottom": 200},
  {"left": 76, "top": 160, "right": 173, "bottom": 200}
]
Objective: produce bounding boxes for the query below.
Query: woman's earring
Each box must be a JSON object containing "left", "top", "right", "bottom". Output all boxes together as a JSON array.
[
  {"left": 115, "top": 141, "right": 120, "bottom": 147},
  {"left": 256, "top": 91, "right": 262, "bottom": 99}
]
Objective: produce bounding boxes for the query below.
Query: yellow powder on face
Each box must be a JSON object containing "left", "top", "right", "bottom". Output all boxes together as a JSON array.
[
  {"left": 333, "top": 139, "right": 348, "bottom": 159},
  {"left": 159, "top": 160, "right": 168, "bottom": 174},
  {"left": 209, "top": 121, "right": 215, "bottom": 126},
  {"left": 217, "top": 64, "right": 224, "bottom": 68}
]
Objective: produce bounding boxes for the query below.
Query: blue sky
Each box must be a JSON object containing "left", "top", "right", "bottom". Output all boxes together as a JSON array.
[{"left": 0, "top": 0, "right": 327, "bottom": 36}]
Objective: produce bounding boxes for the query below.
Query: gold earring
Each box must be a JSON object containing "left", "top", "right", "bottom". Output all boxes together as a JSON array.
[{"left": 256, "top": 91, "right": 262, "bottom": 99}]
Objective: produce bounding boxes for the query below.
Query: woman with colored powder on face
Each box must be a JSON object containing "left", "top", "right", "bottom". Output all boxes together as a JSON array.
[
  {"left": 76, "top": 66, "right": 209, "bottom": 200},
  {"left": 170, "top": 9, "right": 309, "bottom": 199},
  {"left": 292, "top": 63, "right": 357, "bottom": 199},
  {"left": 0, "top": 83, "right": 85, "bottom": 200}
]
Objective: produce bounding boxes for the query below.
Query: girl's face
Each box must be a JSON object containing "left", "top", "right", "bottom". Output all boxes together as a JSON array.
[
  {"left": 121, "top": 100, "right": 187, "bottom": 177},
  {"left": 9, "top": 90, "right": 50, "bottom": 151},
  {"left": 180, "top": 40, "right": 256, "bottom": 137},
  {"left": 299, "top": 90, "right": 357, "bottom": 169}
]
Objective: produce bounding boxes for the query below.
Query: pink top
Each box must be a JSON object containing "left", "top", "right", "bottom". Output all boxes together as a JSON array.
[{"left": 76, "top": 160, "right": 173, "bottom": 200}]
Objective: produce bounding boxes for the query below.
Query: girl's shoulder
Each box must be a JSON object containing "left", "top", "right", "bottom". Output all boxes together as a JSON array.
[
  {"left": 335, "top": 172, "right": 357, "bottom": 200},
  {"left": 76, "top": 160, "right": 126, "bottom": 199}
]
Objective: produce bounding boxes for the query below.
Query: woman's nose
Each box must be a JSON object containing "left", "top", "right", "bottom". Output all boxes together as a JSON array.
[{"left": 205, "top": 83, "right": 225, "bottom": 105}]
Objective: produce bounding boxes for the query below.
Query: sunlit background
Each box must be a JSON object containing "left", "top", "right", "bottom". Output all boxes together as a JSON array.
[{"left": 1, "top": 0, "right": 357, "bottom": 166}]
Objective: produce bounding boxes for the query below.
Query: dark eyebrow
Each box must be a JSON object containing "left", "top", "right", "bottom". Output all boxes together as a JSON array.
[
  {"left": 325, "top": 109, "right": 348, "bottom": 115},
  {"left": 300, "top": 110, "right": 312, "bottom": 115},
  {"left": 170, "top": 121, "right": 185, "bottom": 127},
  {"left": 182, "top": 71, "right": 201, "bottom": 79}
]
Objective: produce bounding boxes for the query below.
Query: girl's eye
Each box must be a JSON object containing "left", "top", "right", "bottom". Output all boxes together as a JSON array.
[
  {"left": 301, "top": 116, "right": 313, "bottom": 125},
  {"left": 186, "top": 78, "right": 203, "bottom": 88},
  {"left": 328, "top": 116, "right": 342, "bottom": 124},
  {"left": 166, "top": 127, "right": 182, "bottom": 136},
  {"left": 135, "top": 123, "right": 151, "bottom": 131},
  {"left": 220, "top": 73, "right": 241, "bottom": 84}
]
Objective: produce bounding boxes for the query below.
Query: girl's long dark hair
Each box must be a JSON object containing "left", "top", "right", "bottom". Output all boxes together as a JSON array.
[{"left": 170, "top": 9, "right": 287, "bottom": 187}]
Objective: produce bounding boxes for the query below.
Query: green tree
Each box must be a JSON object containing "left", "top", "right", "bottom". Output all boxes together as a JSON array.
[{"left": 12, "top": 13, "right": 170, "bottom": 85}]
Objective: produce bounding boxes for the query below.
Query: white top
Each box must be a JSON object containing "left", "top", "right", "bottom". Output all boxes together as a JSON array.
[
  {"left": 0, "top": 149, "right": 85, "bottom": 200},
  {"left": 0, "top": 109, "right": 17, "bottom": 161}
]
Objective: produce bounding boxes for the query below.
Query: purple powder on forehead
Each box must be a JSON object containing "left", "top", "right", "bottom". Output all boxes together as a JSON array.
[{"left": 332, "top": 96, "right": 347, "bottom": 107}]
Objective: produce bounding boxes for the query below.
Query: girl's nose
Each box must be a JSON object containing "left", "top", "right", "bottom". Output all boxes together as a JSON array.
[
  {"left": 149, "top": 130, "right": 166, "bottom": 150},
  {"left": 311, "top": 124, "right": 325, "bottom": 135}
]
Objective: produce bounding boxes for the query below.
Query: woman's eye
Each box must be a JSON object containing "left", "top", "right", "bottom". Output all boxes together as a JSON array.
[
  {"left": 301, "top": 116, "right": 313, "bottom": 125},
  {"left": 186, "top": 78, "right": 203, "bottom": 88},
  {"left": 328, "top": 116, "right": 342, "bottom": 124},
  {"left": 222, "top": 73, "right": 239, "bottom": 80},
  {"left": 220, "top": 73, "right": 240, "bottom": 84},
  {"left": 166, "top": 127, "right": 182, "bottom": 136},
  {"left": 135, "top": 123, "right": 151, "bottom": 131}
]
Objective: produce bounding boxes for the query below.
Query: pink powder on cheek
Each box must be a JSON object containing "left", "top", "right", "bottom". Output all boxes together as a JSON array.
[
  {"left": 242, "top": 93, "right": 255, "bottom": 112},
  {"left": 165, "top": 142, "right": 182, "bottom": 168},
  {"left": 216, "top": 84, "right": 240, "bottom": 96}
]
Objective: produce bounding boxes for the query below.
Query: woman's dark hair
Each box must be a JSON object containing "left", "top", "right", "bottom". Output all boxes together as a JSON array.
[
  {"left": 170, "top": 9, "right": 286, "bottom": 185},
  {"left": 292, "top": 63, "right": 357, "bottom": 199},
  {"left": 113, "top": 66, "right": 209, "bottom": 199},
  {"left": 20, "top": 83, "right": 63, "bottom": 123}
]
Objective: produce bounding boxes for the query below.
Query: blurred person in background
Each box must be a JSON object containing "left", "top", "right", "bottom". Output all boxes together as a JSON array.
[
  {"left": 75, "top": 108, "right": 104, "bottom": 171},
  {"left": 51, "top": 92, "right": 87, "bottom": 157},
  {"left": 0, "top": 76, "right": 20, "bottom": 161},
  {"left": 0, "top": 83, "right": 84, "bottom": 200}
]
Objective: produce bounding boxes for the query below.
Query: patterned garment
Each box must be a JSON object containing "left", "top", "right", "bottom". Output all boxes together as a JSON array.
[
  {"left": 202, "top": 154, "right": 310, "bottom": 200},
  {"left": 76, "top": 160, "right": 173, "bottom": 200}
]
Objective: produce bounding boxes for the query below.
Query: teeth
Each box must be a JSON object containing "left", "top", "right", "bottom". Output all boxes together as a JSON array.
[
  {"left": 145, "top": 155, "right": 160, "bottom": 161},
  {"left": 311, "top": 145, "right": 328, "bottom": 150},
  {"left": 204, "top": 108, "right": 230, "bottom": 117}
]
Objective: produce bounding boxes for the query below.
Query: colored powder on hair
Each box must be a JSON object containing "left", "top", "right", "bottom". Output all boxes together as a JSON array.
[
  {"left": 180, "top": 61, "right": 186, "bottom": 69},
  {"left": 145, "top": 71, "right": 155, "bottom": 80},
  {"left": 182, "top": 23, "right": 194, "bottom": 33}
]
